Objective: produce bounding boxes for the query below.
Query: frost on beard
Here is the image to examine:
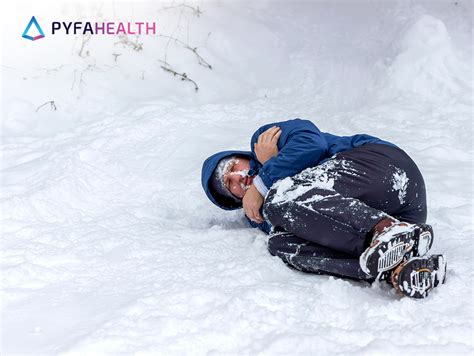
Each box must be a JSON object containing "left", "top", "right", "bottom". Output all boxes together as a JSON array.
[{"left": 392, "top": 168, "right": 409, "bottom": 205}]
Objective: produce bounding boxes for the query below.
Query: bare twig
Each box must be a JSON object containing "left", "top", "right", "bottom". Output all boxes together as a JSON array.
[
  {"left": 36, "top": 101, "right": 57, "bottom": 112},
  {"left": 158, "top": 4, "right": 203, "bottom": 17},
  {"left": 38, "top": 65, "right": 65, "bottom": 74},
  {"left": 71, "top": 69, "right": 77, "bottom": 91},
  {"left": 114, "top": 34, "right": 143, "bottom": 51},
  {"left": 78, "top": 34, "right": 92, "bottom": 57},
  {"left": 71, "top": 64, "right": 97, "bottom": 91},
  {"left": 159, "top": 61, "right": 199, "bottom": 92},
  {"left": 1, "top": 65, "right": 17, "bottom": 70},
  {"left": 112, "top": 53, "right": 122, "bottom": 62},
  {"left": 159, "top": 34, "right": 212, "bottom": 69},
  {"left": 79, "top": 64, "right": 96, "bottom": 86},
  {"left": 163, "top": 3, "right": 186, "bottom": 65},
  {"left": 204, "top": 32, "right": 212, "bottom": 47}
]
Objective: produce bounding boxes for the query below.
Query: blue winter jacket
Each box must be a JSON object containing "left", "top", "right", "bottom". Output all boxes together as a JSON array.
[{"left": 201, "top": 118, "right": 396, "bottom": 234}]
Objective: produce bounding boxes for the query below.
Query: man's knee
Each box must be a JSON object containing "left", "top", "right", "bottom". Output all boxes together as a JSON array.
[
  {"left": 263, "top": 188, "right": 288, "bottom": 228},
  {"left": 267, "top": 234, "right": 280, "bottom": 256},
  {"left": 267, "top": 232, "right": 297, "bottom": 258}
]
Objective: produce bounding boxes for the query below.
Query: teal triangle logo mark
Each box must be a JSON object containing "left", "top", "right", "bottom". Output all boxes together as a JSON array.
[{"left": 22, "top": 16, "right": 45, "bottom": 41}]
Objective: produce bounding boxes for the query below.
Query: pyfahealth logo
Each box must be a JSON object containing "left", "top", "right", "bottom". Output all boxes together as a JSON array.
[
  {"left": 22, "top": 16, "right": 46, "bottom": 41},
  {"left": 22, "top": 15, "right": 157, "bottom": 42}
]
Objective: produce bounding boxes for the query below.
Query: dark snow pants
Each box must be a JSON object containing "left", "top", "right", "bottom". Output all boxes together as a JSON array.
[{"left": 263, "top": 143, "right": 427, "bottom": 280}]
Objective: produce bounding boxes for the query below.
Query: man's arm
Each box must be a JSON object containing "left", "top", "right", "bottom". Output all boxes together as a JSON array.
[
  {"left": 247, "top": 215, "right": 272, "bottom": 234},
  {"left": 251, "top": 118, "right": 329, "bottom": 196}
]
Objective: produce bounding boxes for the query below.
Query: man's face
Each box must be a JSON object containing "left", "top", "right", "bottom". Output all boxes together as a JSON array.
[{"left": 222, "top": 158, "right": 254, "bottom": 199}]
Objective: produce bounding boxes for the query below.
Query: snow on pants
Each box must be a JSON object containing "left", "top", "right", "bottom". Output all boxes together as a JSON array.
[{"left": 263, "top": 143, "right": 427, "bottom": 281}]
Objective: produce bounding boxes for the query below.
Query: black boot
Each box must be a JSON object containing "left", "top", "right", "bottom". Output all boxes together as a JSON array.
[
  {"left": 360, "top": 222, "right": 434, "bottom": 278},
  {"left": 391, "top": 254, "right": 447, "bottom": 299}
]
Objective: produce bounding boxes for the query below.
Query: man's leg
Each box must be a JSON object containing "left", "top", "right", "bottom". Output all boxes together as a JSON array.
[
  {"left": 263, "top": 143, "right": 429, "bottom": 257},
  {"left": 264, "top": 172, "right": 389, "bottom": 257},
  {"left": 263, "top": 143, "right": 446, "bottom": 297},
  {"left": 329, "top": 143, "right": 428, "bottom": 224},
  {"left": 268, "top": 231, "right": 373, "bottom": 281}
]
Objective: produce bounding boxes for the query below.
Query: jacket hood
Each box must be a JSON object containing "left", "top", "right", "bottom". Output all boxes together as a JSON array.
[{"left": 201, "top": 150, "right": 254, "bottom": 210}]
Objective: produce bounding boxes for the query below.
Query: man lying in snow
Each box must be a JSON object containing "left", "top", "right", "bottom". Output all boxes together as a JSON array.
[{"left": 201, "top": 119, "right": 447, "bottom": 299}]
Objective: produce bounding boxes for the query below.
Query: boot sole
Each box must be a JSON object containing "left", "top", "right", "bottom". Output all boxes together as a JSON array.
[
  {"left": 360, "top": 224, "right": 434, "bottom": 277},
  {"left": 393, "top": 254, "right": 447, "bottom": 299}
]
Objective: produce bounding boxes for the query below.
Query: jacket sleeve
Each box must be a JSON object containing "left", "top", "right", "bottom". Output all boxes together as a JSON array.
[
  {"left": 246, "top": 215, "right": 272, "bottom": 234},
  {"left": 251, "top": 119, "right": 329, "bottom": 193}
]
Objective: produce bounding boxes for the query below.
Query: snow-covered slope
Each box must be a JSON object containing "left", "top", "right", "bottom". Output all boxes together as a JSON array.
[{"left": 1, "top": 1, "right": 473, "bottom": 354}]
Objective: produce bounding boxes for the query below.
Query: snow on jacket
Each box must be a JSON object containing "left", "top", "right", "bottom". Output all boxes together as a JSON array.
[{"left": 201, "top": 118, "right": 396, "bottom": 234}]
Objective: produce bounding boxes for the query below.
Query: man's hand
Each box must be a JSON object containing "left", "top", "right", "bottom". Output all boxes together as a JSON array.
[
  {"left": 254, "top": 126, "right": 282, "bottom": 164},
  {"left": 243, "top": 184, "right": 264, "bottom": 224}
]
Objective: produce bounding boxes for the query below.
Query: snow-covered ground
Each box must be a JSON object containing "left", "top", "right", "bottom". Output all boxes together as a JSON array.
[{"left": 1, "top": 0, "right": 473, "bottom": 354}]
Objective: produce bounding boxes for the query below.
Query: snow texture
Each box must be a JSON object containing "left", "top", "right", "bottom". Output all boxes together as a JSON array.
[
  {"left": 391, "top": 167, "right": 409, "bottom": 205},
  {"left": 271, "top": 159, "right": 347, "bottom": 205},
  {"left": 1, "top": 1, "right": 473, "bottom": 354}
]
